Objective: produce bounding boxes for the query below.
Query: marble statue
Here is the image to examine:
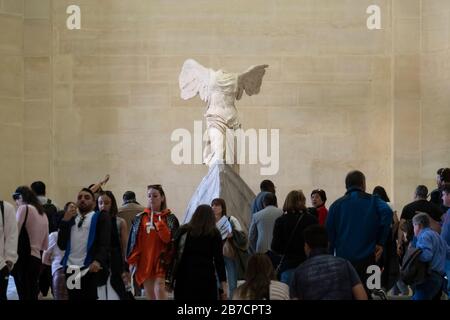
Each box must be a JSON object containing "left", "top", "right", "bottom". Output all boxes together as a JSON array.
[{"left": 179, "top": 59, "right": 269, "bottom": 170}]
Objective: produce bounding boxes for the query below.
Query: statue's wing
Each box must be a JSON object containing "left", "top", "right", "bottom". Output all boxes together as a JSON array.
[
  {"left": 179, "top": 59, "right": 210, "bottom": 102},
  {"left": 236, "top": 64, "right": 269, "bottom": 100}
]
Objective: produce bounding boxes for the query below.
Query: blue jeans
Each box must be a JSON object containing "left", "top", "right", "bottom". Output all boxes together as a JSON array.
[
  {"left": 412, "top": 272, "right": 444, "bottom": 300},
  {"left": 280, "top": 268, "right": 295, "bottom": 287},
  {"left": 445, "top": 260, "right": 450, "bottom": 299},
  {"left": 224, "top": 257, "right": 238, "bottom": 299}
]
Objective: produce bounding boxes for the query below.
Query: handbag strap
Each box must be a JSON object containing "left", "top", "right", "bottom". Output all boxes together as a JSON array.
[
  {"left": 276, "top": 212, "right": 306, "bottom": 269},
  {"left": 22, "top": 205, "right": 29, "bottom": 231}
]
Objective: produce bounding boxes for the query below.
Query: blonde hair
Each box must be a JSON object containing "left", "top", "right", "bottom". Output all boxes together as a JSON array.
[{"left": 282, "top": 190, "right": 307, "bottom": 213}]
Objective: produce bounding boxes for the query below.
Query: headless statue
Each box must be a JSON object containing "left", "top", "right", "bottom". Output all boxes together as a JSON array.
[{"left": 179, "top": 59, "right": 269, "bottom": 174}]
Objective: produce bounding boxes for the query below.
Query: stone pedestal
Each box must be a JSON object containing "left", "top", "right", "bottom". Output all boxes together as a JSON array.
[{"left": 182, "top": 162, "right": 255, "bottom": 231}]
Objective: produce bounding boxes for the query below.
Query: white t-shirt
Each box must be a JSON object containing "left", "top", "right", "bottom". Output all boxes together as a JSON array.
[{"left": 68, "top": 211, "right": 95, "bottom": 267}]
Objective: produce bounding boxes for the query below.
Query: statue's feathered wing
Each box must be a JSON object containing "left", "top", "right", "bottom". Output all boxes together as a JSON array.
[
  {"left": 179, "top": 59, "right": 210, "bottom": 102},
  {"left": 236, "top": 64, "right": 269, "bottom": 100}
]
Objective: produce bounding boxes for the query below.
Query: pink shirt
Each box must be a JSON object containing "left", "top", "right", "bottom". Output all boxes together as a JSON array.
[{"left": 16, "top": 205, "right": 49, "bottom": 259}]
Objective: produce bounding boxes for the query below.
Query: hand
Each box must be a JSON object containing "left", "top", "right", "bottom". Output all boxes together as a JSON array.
[
  {"left": 396, "top": 244, "right": 403, "bottom": 257},
  {"left": 220, "top": 282, "right": 228, "bottom": 300},
  {"left": 5, "top": 261, "right": 13, "bottom": 272},
  {"left": 101, "top": 174, "right": 110, "bottom": 185},
  {"left": 89, "top": 260, "right": 102, "bottom": 273},
  {"left": 63, "top": 205, "right": 78, "bottom": 221},
  {"left": 374, "top": 245, "right": 384, "bottom": 262},
  {"left": 121, "top": 272, "right": 131, "bottom": 285},
  {"left": 154, "top": 220, "right": 164, "bottom": 231}
]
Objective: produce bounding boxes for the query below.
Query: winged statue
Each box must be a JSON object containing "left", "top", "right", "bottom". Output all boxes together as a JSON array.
[{"left": 179, "top": 59, "right": 269, "bottom": 170}]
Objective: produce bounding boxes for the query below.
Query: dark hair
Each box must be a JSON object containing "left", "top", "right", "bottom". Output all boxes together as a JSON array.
[
  {"left": 236, "top": 254, "right": 275, "bottom": 300},
  {"left": 80, "top": 188, "right": 95, "bottom": 200},
  {"left": 283, "top": 190, "right": 307, "bottom": 213},
  {"left": 441, "top": 183, "right": 450, "bottom": 194},
  {"left": 263, "top": 193, "right": 277, "bottom": 207},
  {"left": 415, "top": 185, "right": 428, "bottom": 199},
  {"left": 188, "top": 204, "right": 217, "bottom": 238},
  {"left": 311, "top": 189, "right": 327, "bottom": 203},
  {"left": 64, "top": 201, "right": 76, "bottom": 212},
  {"left": 304, "top": 225, "right": 328, "bottom": 249},
  {"left": 54, "top": 211, "right": 65, "bottom": 230},
  {"left": 437, "top": 168, "right": 444, "bottom": 175},
  {"left": 123, "top": 191, "right": 137, "bottom": 202},
  {"left": 211, "top": 198, "right": 227, "bottom": 217},
  {"left": 400, "top": 220, "right": 414, "bottom": 243},
  {"left": 440, "top": 168, "right": 450, "bottom": 184},
  {"left": 345, "top": 170, "right": 366, "bottom": 189},
  {"left": 147, "top": 184, "right": 167, "bottom": 210},
  {"left": 30, "top": 181, "right": 46, "bottom": 196},
  {"left": 372, "top": 186, "right": 390, "bottom": 203},
  {"left": 98, "top": 190, "right": 119, "bottom": 217},
  {"left": 260, "top": 180, "right": 275, "bottom": 193},
  {"left": 13, "top": 186, "right": 44, "bottom": 215}
]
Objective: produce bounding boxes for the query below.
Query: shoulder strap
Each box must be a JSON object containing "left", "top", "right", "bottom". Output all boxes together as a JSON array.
[
  {"left": 0, "top": 201, "right": 4, "bottom": 227},
  {"left": 277, "top": 213, "right": 306, "bottom": 267},
  {"left": 23, "top": 205, "right": 29, "bottom": 225},
  {"left": 1, "top": 201, "right": 4, "bottom": 245}
]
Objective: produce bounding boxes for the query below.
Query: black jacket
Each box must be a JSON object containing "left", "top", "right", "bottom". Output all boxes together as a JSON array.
[
  {"left": 58, "top": 211, "right": 111, "bottom": 271},
  {"left": 271, "top": 210, "right": 318, "bottom": 271}
]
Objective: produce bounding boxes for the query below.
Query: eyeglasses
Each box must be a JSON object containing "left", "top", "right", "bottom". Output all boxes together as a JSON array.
[
  {"left": 12, "top": 192, "right": 21, "bottom": 201},
  {"left": 77, "top": 215, "right": 86, "bottom": 228}
]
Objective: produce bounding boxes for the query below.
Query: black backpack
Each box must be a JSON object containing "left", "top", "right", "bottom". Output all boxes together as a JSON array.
[
  {"left": 400, "top": 247, "right": 429, "bottom": 286},
  {"left": 43, "top": 199, "right": 58, "bottom": 233}
]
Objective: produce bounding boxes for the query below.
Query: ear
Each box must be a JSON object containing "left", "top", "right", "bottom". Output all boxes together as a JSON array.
[{"left": 304, "top": 243, "right": 311, "bottom": 255}]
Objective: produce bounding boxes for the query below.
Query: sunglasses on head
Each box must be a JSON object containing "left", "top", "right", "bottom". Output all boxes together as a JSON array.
[
  {"left": 78, "top": 215, "right": 86, "bottom": 228},
  {"left": 12, "top": 192, "right": 21, "bottom": 201}
]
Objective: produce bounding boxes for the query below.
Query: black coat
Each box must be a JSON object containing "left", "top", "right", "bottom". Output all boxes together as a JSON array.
[
  {"left": 58, "top": 211, "right": 111, "bottom": 284},
  {"left": 174, "top": 228, "right": 226, "bottom": 300},
  {"left": 271, "top": 210, "right": 318, "bottom": 272}
]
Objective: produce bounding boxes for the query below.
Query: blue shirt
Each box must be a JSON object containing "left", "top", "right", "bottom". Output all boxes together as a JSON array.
[
  {"left": 412, "top": 227, "right": 447, "bottom": 274},
  {"left": 326, "top": 188, "right": 393, "bottom": 262},
  {"left": 251, "top": 192, "right": 271, "bottom": 215},
  {"left": 441, "top": 209, "right": 450, "bottom": 248}
]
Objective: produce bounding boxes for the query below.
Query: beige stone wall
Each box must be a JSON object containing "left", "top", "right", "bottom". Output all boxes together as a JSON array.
[
  {"left": 23, "top": 0, "right": 52, "bottom": 189},
  {"left": 420, "top": 0, "right": 450, "bottom": 194},
  {"left": 392, "top": 0, "right": 422, "bottom": 210},
  {"left": 393, "top": 0, "right": 450, "bottom": 211},
  {"left": 0, "top": 0, "right": 24, "bottom": 200},
  {"left": 47, "top": 0, "right": 394, "bottom": 218},
  {"left": 2, "top": 0, "right": 448, "bottom": 219}
]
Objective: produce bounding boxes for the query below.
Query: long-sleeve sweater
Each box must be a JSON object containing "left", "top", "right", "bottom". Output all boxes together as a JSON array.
[
  {"left": 326, "top": 188, "right": 393, "bottom": 262},
  {"left": 0, "top": 201, "right": 18, "bottom": 269}
]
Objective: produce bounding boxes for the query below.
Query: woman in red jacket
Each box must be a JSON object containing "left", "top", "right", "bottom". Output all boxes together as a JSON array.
[
  {"left": 311, "top": 189, "right": 328, "bottom": 226},
  {"left": 127, "top": 185, "right": 179, "bottom": 300}
]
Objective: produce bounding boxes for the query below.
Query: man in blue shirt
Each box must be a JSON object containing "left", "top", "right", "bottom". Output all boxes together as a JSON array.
[
  {"left": 440, "top": 184, "right": 450, "bottom": 298},
  {"left": 411, "top": 212, "right": 448, "bottom": 300},
  {"left": 251, "top": 180, "right": 276, "bottom": 215},
  {"left": 326, "top": 170, "right": 393, "bottom": 295}
]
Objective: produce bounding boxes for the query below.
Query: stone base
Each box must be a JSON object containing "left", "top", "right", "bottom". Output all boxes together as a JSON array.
[{"left": 182, "top": 162, "right": 255, "bottom": 231}]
